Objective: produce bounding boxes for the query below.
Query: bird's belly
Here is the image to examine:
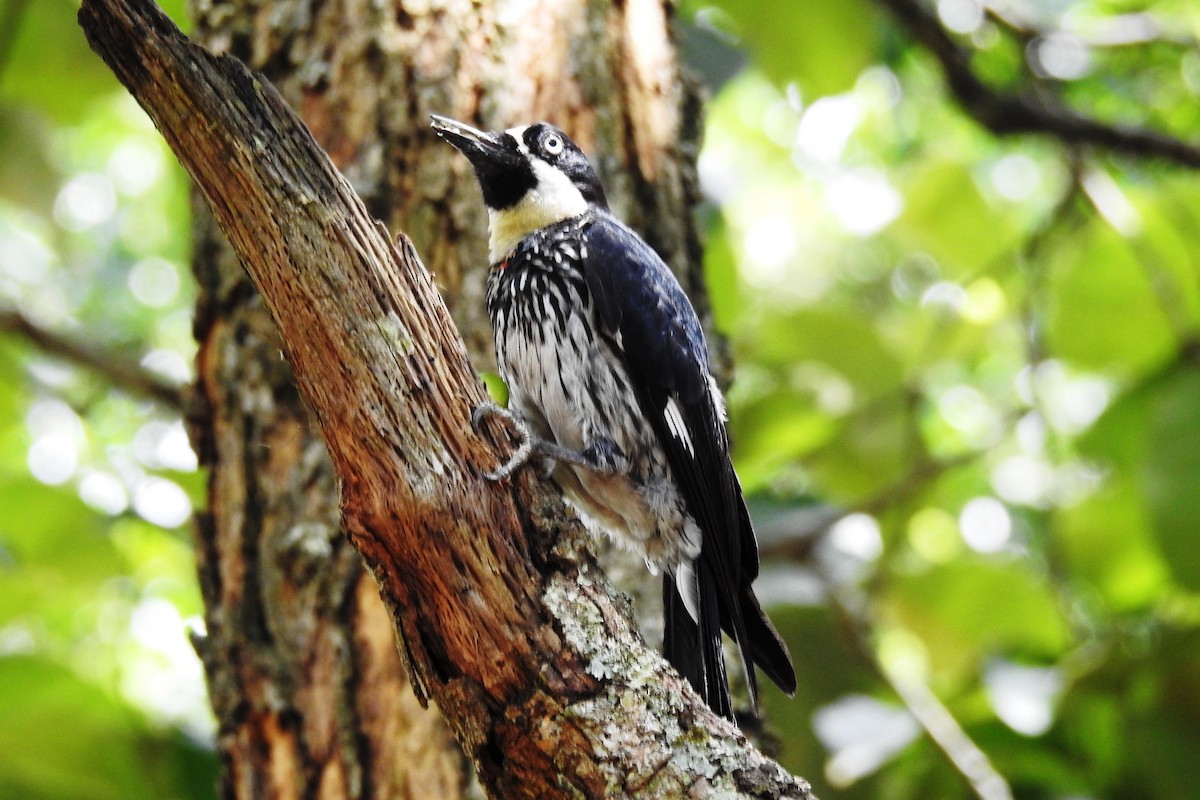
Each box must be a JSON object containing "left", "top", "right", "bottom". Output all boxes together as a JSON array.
[
  {"left": 495, "top": 308, "right": 699, "bottom": 570},
  {"left": 558, "top": 467, "right": 701, "bottom": 572}
]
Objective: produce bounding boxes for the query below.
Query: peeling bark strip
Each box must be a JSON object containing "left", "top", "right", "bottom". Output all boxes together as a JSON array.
[{"left": 78, "top": 0, "right": 814, "bottom": 796}]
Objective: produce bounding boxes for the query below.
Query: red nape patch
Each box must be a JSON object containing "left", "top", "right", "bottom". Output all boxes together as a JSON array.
[{"left": 497, "top": 257, "right": 511, "bottom": 271}]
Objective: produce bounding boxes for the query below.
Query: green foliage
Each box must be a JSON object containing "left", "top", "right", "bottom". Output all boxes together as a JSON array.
[
  {"left": 4, "top": 0, "right": 1200, "bottom": 798},
  {"left": 0, "top": 1, "right": 213, "bottom": 796},
  {"left": 696, "top": 0, "right": 882, "bottom": 99},
  {"left": 686, "top": 1, "right": 1200, "bottom": 796},
  {"left": 0, "top": 655, "right": 216, "bottom": 800},
  {"left": 1043, "top": 219, "right": 1179, "bottom": 373},
  {"left": 894, "top": 158, "right": 1023, "bottom": 276}
]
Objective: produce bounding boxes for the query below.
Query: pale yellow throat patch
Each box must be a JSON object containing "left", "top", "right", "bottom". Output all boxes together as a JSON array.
[{"left": 488, "top": 159, "right": 588, "bottom": 263}]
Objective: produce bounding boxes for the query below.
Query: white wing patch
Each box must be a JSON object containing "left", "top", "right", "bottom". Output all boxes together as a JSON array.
[
  {"left": 663, "top": 396, "right": 694, "bottom": 456},
  {"left": 675, "top": 560, "right": 700, "bottom": 623},
  {"left": 707, "top": 374, "right": 727, "bottom": 422}
]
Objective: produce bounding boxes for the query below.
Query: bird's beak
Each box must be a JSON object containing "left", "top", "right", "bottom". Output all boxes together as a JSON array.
[{"left": 430, "top": 114, "right": 508, "bottom": 167}]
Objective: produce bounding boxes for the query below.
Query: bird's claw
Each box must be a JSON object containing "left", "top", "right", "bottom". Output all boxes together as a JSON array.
[
  {"left": 471, "top": 402, "right": 611, "bottom": 481},
  {"left": 471, "top": 401, "right": 534, "bottom": 481}
]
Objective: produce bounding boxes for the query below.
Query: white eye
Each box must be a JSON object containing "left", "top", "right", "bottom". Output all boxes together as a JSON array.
[{"left": 543, "top": 135, "right": 564, "bottom": 155}]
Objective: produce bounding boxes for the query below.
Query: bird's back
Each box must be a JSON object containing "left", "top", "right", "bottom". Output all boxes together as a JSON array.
[{"left": 486, "top": 209, "right": 795, "bottom": 716}]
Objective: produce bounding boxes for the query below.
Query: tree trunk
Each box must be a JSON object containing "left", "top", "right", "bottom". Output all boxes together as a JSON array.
[
  {"left": 80, "top": 0, "right": 806, "bottom": 797},
  {"left": 184, "top": 3, "right": 709, "bottom": 795}
]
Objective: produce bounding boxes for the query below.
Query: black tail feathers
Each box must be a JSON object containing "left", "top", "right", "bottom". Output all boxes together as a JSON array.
[{"left": 662, "top": 563, "right": 795, "bottom": 720}]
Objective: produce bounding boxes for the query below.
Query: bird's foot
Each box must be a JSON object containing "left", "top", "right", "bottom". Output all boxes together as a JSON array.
[
  {"left": 471, "top": 402, "right": 535, "bottom": 481},
  {"left": 471, "top": 403, "right": 623, "bottom": 481}
]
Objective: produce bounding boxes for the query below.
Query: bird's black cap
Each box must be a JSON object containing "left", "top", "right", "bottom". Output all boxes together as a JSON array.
[{"left": 431, "top": 115, "right": 607, "bottom": 211}]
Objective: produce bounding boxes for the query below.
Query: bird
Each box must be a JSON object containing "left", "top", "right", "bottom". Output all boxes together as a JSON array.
[{"left": 431, "top": 113, "right": 795, "bottom": 720}]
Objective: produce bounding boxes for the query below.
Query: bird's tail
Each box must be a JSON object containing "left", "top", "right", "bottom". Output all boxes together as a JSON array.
[
  {"left": 663, "top": 563, "right": 796, "bottom": 720},
  {"left": 663, "top": 562, "right": 732, "bottom": 718},
  {"left": 728, "top": 580, "right": 797, "bottom": 702}
]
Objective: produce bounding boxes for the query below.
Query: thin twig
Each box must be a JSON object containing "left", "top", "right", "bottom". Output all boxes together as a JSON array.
[
  {"left": 876, "top": 0, "right": 1200, "bottom": 169},
  {"left": 871, "top": 644, "right": 1014, "bottom": 800},
  {"left": 758, "top": 451, "right": 1010, "bottom": 796},
  {"left": 0, "top": 0, "right": 30, "bottom": 91},
  {"left": 821, "top": 576, "right": 1014, "bottom": 800},
  {"left": 0, "top": 306, "right": 185, "bottom": 409}
]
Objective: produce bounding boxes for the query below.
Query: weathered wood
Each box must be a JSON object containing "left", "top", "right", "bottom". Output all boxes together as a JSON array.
[{"left": 79, "top": 0, "right": 814, "bottom": 796}]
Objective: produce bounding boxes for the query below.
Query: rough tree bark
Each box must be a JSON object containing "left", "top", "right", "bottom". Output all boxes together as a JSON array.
[
  {"left": 177, "top": 0, "right": 716, "bottom": 795},
  {"left": 179, "top": 1, "right": 719, "bottom": 796},
  {"left": 80, "top": 0, "right": 805, "bottom": 797}
]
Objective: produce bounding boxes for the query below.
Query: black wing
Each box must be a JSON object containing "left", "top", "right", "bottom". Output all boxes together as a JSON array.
[{"left": 582, "top": 211, "right": 795, "bottom": 717}]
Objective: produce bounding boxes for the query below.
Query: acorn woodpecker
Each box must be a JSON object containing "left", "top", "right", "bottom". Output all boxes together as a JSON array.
[{"left": 431, "top": 114, "right": 796, "bottom": 719}]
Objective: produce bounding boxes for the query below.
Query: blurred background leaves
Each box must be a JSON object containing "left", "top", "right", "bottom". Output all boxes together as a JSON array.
[
  {"left": 3, "top": 0, "right": 1200, "bottom": 797},
  {"left": 1, "top": 1, "right": 213, "bottom": 797},
  {"left": 691, "top": 1, "right": 1200, "bottom": 797}
]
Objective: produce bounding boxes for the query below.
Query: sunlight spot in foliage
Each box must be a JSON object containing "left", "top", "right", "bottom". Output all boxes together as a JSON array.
[
  {"left": 829, "top": 513, "right": 883, "bottom": 562},
  {"left": 796, "top": 95, "right": 861, "bottom": 164},
  {"left": 78, "top": 469, "right": 130, "bottom": 516},
  {"left": 1081, "top": 167, "right": 1140, "bottom": 235},
  {"left": 920, "top": 280, "right": 967, "bottom": 314},
  {"left": 826, "top": 169, "right": 902, "bottom": 236},
  {"left": 1031, "top": 360, "right": 1112, "bottom": 435},
  {"left": 990, "top": 153, "right": 1041, "bottom": 201},
  {"left": 127, "top": 257, "right": 181, "bottom": 308},
  {"left": 1029, "top": 33, "right": 1092, "bottom": 81},
  {"left": 26, "top": 397, "right": 82, "bottom": 438},
  {"left": 762, "top": 96, "right": 802, "bottom": 147},
  {"left": 140, "top": 349, "right": 191, "bottom": 386},
  {"left": 937, "top": 384, "right": 1002, "bottom": 445},
  {"left": 26, "top": 398, "right": 84, "bottom": 485},
  {"left": 125, "top": 597, "right": 213, "bottom": 738},
  {"left": 991, "top": 455, "right": 1054, "bottom": 507},
  {"left": 28, "top": 431, "right": 79, "bottom": 485},
  {"left": 1015, "top": 411, "right": 1046, "bottom": 453},
  {"left": 697, "top": 148, "right": 740, "bottom": 204},
  {"left": 907, "top": 507, "right": 962, "bottom": 563},
  {"left": 0, "top": 214, "right": 56, "bottom": 286},
  {"left": 959, "top": 496, "right": 1012, "bottom": 554},
  {"left": 813, "top": 694, "right": 919, "bottom": 787},
  {"left": 742, "top": 211, "right": 798, "bottom": 278},
  {"left": 855, "top": 66, "right": 902, "bottom": 108},
  {"left": 53, "top": 173, "right": 116, "bottom": 231},
  {"left": 984, "top": 660, "right": 1061, "bottom": 736},
  {"left": 107, "top": 140, "right": 164, "bottom": 196},
  {"left": 936, "top": 0, "right": 984, "bottom": 35},
  {"left": 132, "top": 476, "right": 191, "bottom": 529},
  {"left": 961, "top": 277, "right": 1007, "bottom": 325},
  {"left": 133, "top": 420, "right": 197, "bottom": 472}
]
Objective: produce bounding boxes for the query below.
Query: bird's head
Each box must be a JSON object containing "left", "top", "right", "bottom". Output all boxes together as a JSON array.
[{"left": 431, "top": 114, "right": 607, "bottom": 262}]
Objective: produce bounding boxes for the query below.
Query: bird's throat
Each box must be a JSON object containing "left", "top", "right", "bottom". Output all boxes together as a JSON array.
[{"left": 487, "top": 161, "right": 589, "bottom": 263}]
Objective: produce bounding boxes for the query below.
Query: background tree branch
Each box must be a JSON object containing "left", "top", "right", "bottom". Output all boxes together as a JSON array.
[
  {"left": 0, "top": 305, "right": 185, "bottom": 408},
  {"left": 876, "top": 0, "right": 1200, "bottom": 168},
  {"left": 77, "top": 0, "right": 814, "bottom": 796}
]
